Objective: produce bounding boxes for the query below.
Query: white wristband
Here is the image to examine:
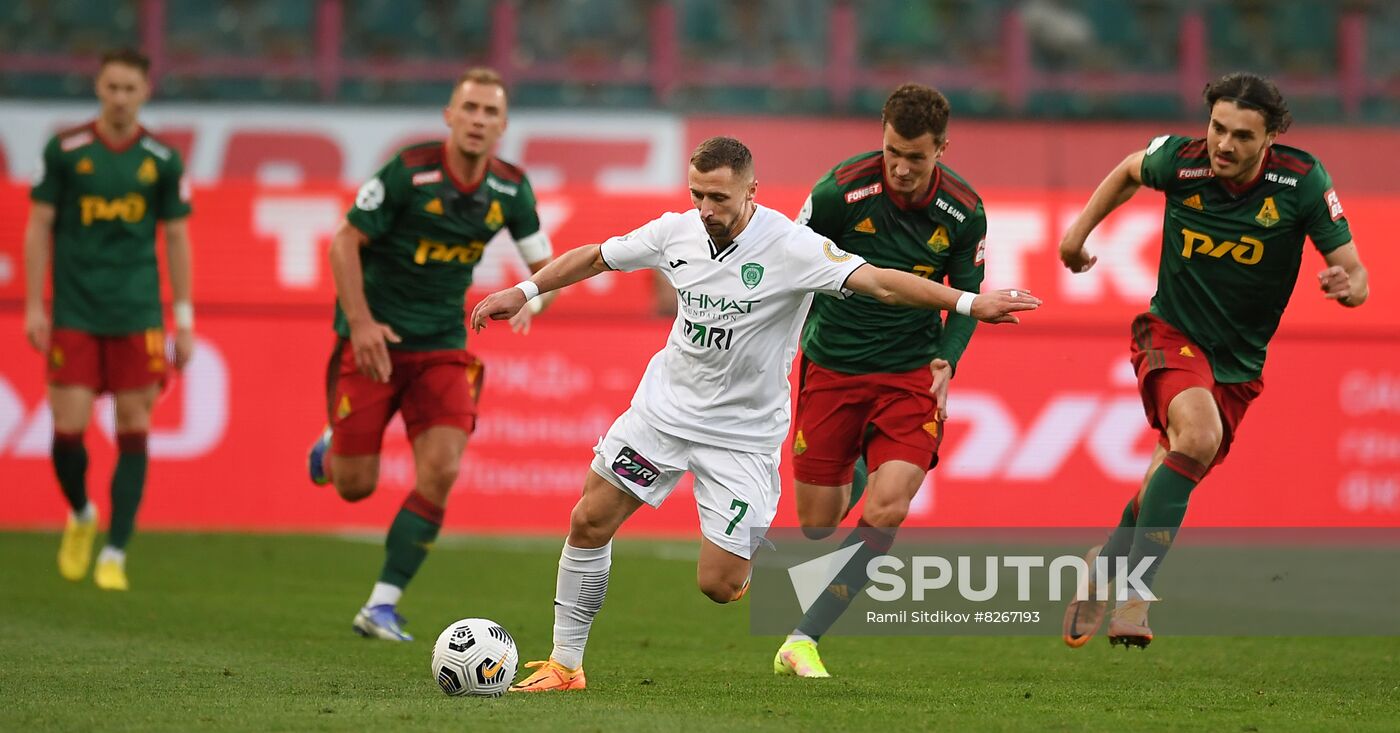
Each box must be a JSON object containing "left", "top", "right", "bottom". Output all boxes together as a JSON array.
[
  {"left": 954, "top": 291, "right": 976, "bottom": 317},
  {"left": 514, "top": 280, "right": 541, "bottom": 301},
  {"left": 173, "top": 301, "right": 195, "bottom": 329}
]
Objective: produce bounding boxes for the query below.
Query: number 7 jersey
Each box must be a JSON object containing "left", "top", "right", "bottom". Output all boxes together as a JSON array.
[{"left": 1139, "top": 134, "right": 1353, "bottom": 383}]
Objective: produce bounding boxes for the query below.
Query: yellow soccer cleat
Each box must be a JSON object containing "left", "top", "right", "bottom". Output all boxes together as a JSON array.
[
  {"left": 94, "top": 555, "right": 129, "bottom": 592},
  {"left": 773, "top": 639, "right": 831, "bottom": 678},
  {"left": 57, "top": 509, "right": 99, "bottom": 582},
  {"left": 1062, "top": 544, "right": 1106, "bottom": 648},
  {"left": 1108, "top": 598, "right": 1154, "bottom": 649},
  {"left": 509, "top": 660, "right": 586, "bottom": 692}
]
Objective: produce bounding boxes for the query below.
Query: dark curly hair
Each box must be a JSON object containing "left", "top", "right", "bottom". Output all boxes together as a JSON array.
[
  {"left": 882, "top": 84, "right": 951, "bottom": 142},
  {"left": 1203, "top": 72, "right": 1292, "bottom": 134}
]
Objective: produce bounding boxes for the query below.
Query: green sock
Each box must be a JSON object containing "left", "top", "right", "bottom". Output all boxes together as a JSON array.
[
  {"left": 846, "top": 456, "right": 870, "bottom": 514},
  {"left": 379, "top": 491, "right": 444, "bottom": 588},
  {"left": 51, "top": 431, "right": 89, "bottom": 513},
  {"left": 107, "top": 432, "right": 148, "bottom": 549},
  {"left": 795, "top": 518, "right": 896, "bottom": 641},
  {"left": 1126, "top": 452, "right": 1208, "bottom": 594},
  {"left": 1098, "top": 495, "right": 1139, "bottom": 583}
]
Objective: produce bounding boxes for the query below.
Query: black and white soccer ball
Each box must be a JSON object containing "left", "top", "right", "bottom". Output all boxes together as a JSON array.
[{"left": 430, "top": 618, "right": 518, "bottom": 697}]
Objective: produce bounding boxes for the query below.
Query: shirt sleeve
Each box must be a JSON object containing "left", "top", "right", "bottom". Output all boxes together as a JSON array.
[
  {"left": 938, "top": 203, "right": 988, "bottom": 375},
  {"left": 345, "top": 156, "right": 407, "bottom": 239},
  {"left": 1298, "top": 161, "right": 1352, "bottom": 253},
  {"left": 795, "top": 172, "right": 843, "bottom": 241},
  {"left": 507, "top": 175, "right": 552, "bottom": 263},
  {"left": 1139, "top": 134, "right": 1192, "bottom": 192},
  {"left": 785, "top": 228, "right": 867, "bottom": 296},
  {"left": 29, "top": 136, "right": 63, "bottom": 204},
  {"left": 157, "top": 150, "right": 193, "bottom": 220},
  {"left": 599, "top": 212, "right": 673, "bottom": 272}
]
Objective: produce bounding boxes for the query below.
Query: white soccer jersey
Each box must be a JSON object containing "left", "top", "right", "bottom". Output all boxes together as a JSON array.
[{"left": 600, "top": 205, "right": 867, "bottom": 452}]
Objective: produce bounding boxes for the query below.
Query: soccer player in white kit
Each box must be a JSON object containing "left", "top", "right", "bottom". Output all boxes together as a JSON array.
[{"left": 470, "top": 137, "right": 1039, "bottom": 691}]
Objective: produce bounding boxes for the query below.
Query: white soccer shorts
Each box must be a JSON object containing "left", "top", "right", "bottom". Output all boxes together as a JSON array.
[{"left": 589, "top": 408, "right": 780, "bottom": 560}]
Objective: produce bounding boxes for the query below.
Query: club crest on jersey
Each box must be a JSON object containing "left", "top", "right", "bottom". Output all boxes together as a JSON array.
[
  {"left": 1255, "top": 196, "right": 1280, "bottom": 227},
  {"left": 853, "top": 217, "right": 877, "bottom": 234},
  {"left": 137, "top": 157, "right": 158, "bottom": 184},
  {"left": 1182, "top": 194, "right": 1203, "bottom": 210},
  {"left": 337, "top": 395, "right": 352, "bottom": 419},
  {"left": 927, "top": 225, "right": 950, "bottom": 253},
  {"left": 76, "top": 157, "right": 94, "bottom": 174},
  {"left": 793, "top": 430, "right": 807, "bottom": 455},
  {"left": 740, "top": 262, "right": 764, "bottom": 289},
  {"left": 485, "top": 200, "right": 505, "bottom": 230}
]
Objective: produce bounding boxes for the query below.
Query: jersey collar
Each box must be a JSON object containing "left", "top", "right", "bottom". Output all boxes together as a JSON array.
[
  {"left": 1218, "top": 148, "right": 1271, "bottom": 197},
  {"left": 441, "top": 142, "right": 488, "bottom": 194},
  {"left": 883, "top": 164, "right": 940, "bottom": 212},
  {"left": 91, "top": 120, "right": 144, "bottom": 154}
]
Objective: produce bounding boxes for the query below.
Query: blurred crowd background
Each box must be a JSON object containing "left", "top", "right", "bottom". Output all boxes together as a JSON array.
[{"left": 2, "top": 0, "right": 1397, "bottom": 121}]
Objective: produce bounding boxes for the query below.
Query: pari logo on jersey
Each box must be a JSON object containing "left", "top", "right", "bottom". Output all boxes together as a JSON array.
[
  {"left": 612, "top": 446, "right": 660, "bottom": 487},
  {"left": 684, "top": 319, "right": 735, "bottom": 351}
]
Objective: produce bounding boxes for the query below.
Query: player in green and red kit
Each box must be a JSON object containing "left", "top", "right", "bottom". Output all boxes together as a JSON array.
[
  {"left": 23, "top": 49, "right": 195, "bottom": 592},
  {"left": 775, "top": 84, "right": 990, "bottom": 677},
  {"left": 305, "top": 67, "right": 556, "bottom": 641},
  {"left": 1060, "top": 73, "right": 1370, "bottom": 648}
]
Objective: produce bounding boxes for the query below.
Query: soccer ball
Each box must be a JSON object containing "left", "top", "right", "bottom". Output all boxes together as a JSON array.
[{"left": 430, "top": 618, "right": 519, "bottom": 697}]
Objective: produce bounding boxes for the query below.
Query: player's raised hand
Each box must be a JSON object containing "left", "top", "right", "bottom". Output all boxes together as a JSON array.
[
  {"left": 349, "top": 318, "right": 401, "bottom": 383},
  {"left": 928, "top": 358, "right": 951, "bottom": 420},
  {"left": 1318, "top": 264, "right": 1353, "bottom": 302},
  {"left": 470, "top": 288, "right": 527, "bottom": 332},
  {"left": 971, "top": 288, "right": 1042, "bottom": 324},
  {"left": 172, "top": 327, "right": 195, "bottom": 370},
  {"left": 507, "top": 304, "right": 535, "bottom": 335},
  {"left": 24, "top": 304, "right": 51, "bottom": 354}
]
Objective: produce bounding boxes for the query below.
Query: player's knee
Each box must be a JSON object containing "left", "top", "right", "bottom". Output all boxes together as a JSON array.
[
  {"left": 568, "top": 502, "right": 617, "bottom": 547},
  {"left": 696, "top": 573, "right": 745, "bottom": 604},
  {"left": 1171, "top": 427, "right": 1222, "bottom": 465},
  {"left": 800, "top": 525, "right": 838, "bottom": 540},
  {"left": 418, "top": 459, "right": 459, "bottom": 493},
  {"left": 862, "top": 495, "right": 910, "bottom": 529},
  {"left": 333, "top": 473, "right": 376, "bottom": 502}
]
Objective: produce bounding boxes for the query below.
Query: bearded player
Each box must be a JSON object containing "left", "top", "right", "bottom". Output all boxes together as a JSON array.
[{"left": 1059, "top": 72, "right": 1369, "bottom": 648}]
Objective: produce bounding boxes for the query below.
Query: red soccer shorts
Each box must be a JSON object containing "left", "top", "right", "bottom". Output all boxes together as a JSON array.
[
  {"left": 47, "top": 328, "right": 168, "bottom": 394},
  {"left": 1130, "top": 313, "right": 1263, "bottom": 471},
  {"left": 792, "top": 357, "right": 944, "bottom": 486},
  {"left": 325, "top": 339, "right": 483, "bottom": 456}
]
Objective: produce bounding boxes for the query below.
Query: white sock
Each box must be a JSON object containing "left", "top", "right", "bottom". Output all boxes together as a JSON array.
[
  {"left": 97, "top": 546, "right": 124, "bottom": 564},
  {"left": 550, "top": 541, "right": 612, "bottom": 670},
  {"left": 785, "top": 631, "right": 815, "bottom": 646},
  {"left": 367, "top": 581, "right": 403, "bottom": 608}
]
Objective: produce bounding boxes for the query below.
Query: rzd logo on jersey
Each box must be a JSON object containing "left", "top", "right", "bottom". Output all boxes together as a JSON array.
[
  {"left": 1179, "top": 228, "right": 1263, "bottom": 265},
  {"left": 80, "top": 194, "right": 146, "bottom": 225},
  {"left": 414, "top": 238, "right": 486, "bottom": 265}
]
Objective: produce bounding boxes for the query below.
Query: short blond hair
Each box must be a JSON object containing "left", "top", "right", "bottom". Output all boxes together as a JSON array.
[{"left": 456, "top": 67, "right": 505, "bottom": 97}]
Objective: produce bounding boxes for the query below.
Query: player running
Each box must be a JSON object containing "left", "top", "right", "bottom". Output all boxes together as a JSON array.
[
  {"left": 305, "top": 68, "right": 555, "bottom": 641},
  {"left": 469, "top": 136, "right": 1039, "bottom": 691},
  {"left": 23, "top": 48, "right": 195, "bottom": 591},
  {"left": 1059, "top": 72, "right": 1370, "bottom": 649},
  {"left": 774, "top": 83, "right": 988, "bottom": 678}
]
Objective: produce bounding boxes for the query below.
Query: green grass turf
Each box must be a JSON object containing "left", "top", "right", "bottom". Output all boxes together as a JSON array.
[{"left": 1, "top": 531, "right": 1397, "bottom": 732}]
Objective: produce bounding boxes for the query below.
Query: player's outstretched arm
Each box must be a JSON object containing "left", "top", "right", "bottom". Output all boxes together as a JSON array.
[
  {"left": 1059, "top": 149, "right": 1147, "bottom": 274},
  {"left": 844, "top": 264, "right": 1041, "bottom": 324},
  {"left": 471, "top": 244, "right": 610, "bottom": 331},
  {"left": 22, "top": 202, "right": 56, "bottom": 353},
  {"left": 1318, "top": 242, "right": 1370, "bottom": 307}
]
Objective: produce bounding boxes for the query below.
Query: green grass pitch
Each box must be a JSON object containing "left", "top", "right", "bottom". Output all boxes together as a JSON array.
[{"left": 2, "top": 532, "right": 1397, "bottom": 732}]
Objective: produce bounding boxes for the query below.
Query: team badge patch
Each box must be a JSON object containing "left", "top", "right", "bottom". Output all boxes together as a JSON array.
[
  {"left": 822, "top": 240, "right": 853, "bottom": 262},
  {"left": 485, "top": 200, "right": 505, "bottom": 230},
  {"left": 793, "top": 430, "right": 807, "bottom": 456},
  {"left": 927, "top": 225, "right": 950, "bottom": 253},
  {"left": 137, "top": 157, "right": 158, "bottom": 184},
  {"left": 740, "top": 262, "right": 764, "bottom": 290},
  {"left": 1255, "top": 196, "right": 1280, "bottom": 227}
]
